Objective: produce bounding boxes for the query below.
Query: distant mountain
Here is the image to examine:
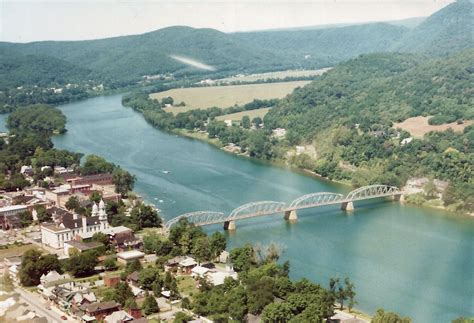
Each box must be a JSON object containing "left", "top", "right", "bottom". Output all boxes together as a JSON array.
[
  {"left": 393, "top": 0, "right": 474, "bottom": 56},
  {"left": 236, "top": 23, "right": 408, "bottom": 66}
]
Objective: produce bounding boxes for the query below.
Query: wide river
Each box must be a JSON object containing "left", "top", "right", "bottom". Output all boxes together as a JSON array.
[{"left": 44, "top": 94, "right": 472, "bottom": 322}]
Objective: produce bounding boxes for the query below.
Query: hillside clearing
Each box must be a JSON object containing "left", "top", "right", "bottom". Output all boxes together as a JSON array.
[
  {"left": 216, "top": 107, "right": 272, "bottom": 122},
  {"left": 393, "top": 116, "right": 473, "bottom": 138},
  {"left": 150, "top": 81, "right": 310, "bottom": 114}
]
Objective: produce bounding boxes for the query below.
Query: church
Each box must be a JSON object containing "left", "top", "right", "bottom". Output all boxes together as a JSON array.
[{"left": 41, "top": 200, "right": 109, "bottom": 249}]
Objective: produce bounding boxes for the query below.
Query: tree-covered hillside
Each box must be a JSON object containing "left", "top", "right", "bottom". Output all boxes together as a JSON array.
[
  {"left": 393, "top": 0, "right": 474, "bottom": 56},
  {"left": 236, "top": 23, "right": 408, "bottom": 67}
]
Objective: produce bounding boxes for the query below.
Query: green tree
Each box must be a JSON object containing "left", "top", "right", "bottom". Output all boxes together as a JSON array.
[
  {"left": 35, "top": 206, "right": 51, "bottom": 223},
  {"left": 103, "top": 258, "right": 118, "bottom": 271},
  {"left": 66, "top": 251, "right": 98, "bottom": 277},
  {"left": 242, "top": 116, "right": 251, "bottom": 129},
  {"left": 113, "top": 168, "right": 136, "bottom": 197},
  {"left": 142, "top": 293, "right": 160, "bottom": 315},
  {"left": 192, "top": 236, "right": 212, "bottom": 264},
  {"left": 371, "top": 309, "right": 411, "bottom": 323},
  {"left": 173, "top": 312, "right": 193, "bottom": 323},
  {"left": 19, "top": 250, "right": 61, "bottom": 286},
  {"left": 130, "top": 203, "right": 162, "bottom": 229},
  {"left": 261, "top": 303, "right": 294, "bottom": 322},
  {"left": 18, "top": 211, "right": 33, "bottom": 228},
  {"left": 230, "top": 244, "right": 256, "bottom": 272},
  {"left": 344, "top": 277, "right": 357, "bottom": 311},
  {"left": 209, "top": 231, "right": 226, "bottom": 260},
  {"left": 65, "top": 196, "right": 80, "bottom": 212},
  {"left": 89, "top": 191, "right": 102, "bottom": 203}
]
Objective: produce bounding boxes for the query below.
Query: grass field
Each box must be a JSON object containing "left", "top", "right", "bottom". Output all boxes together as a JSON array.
[
  {"left": 150, "top": 81, "right": 310, "bottom": 113},
  {"left": 216, "top": 107, "right": 271, "bottom": 122},
  {"left": 216, "top": 68, "right": 332, "bottom": 83},
  {"left": 393, "top": 116, "right": 473, "bottom": 138},
  {"left": 0, "top": 244, "right": 38, "bottom": 261}
]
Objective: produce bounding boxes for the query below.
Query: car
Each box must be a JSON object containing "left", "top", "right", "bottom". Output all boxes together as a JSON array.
[{"left": 61, "top": 315, "right": 67, "bottom": 320}]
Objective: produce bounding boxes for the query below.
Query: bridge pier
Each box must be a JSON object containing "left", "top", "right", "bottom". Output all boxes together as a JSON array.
[
  {"left": 392, "top": 194, "right": 403, "bottom": 202},
  {"left": 341, "top": 201, "right": 354, "bottom": 211},
  {"left": 284, "top": 210, "right": 298, "bottom": 221},
  {"left": 223, "top": 220, "right": 236, "bottom": 231}
]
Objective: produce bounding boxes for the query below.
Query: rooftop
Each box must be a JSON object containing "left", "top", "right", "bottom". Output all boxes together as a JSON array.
[{"left": 116, "top": 250, "right": 145, "bottom": 260}]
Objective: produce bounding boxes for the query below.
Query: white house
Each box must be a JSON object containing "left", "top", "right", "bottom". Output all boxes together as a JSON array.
[{"left": 41, "top": 200, "right": 109, "bottom": 249}]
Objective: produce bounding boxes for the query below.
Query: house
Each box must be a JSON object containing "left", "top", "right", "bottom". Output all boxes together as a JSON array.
[
  {"left": 40, "top": 270, "right": 71, "bottom": 287},
  {"left": 207, "top": 271, "right": 238, "bottom": 286},
  {"left": 104, "top": 274, "right": 121, "bottom": 288},
  {"left": 104, "top": 310, "right": 134, "bottom": 323},
  {"left": 116, "top": 250, "right": 145, "bottom": 265},
  {"left": 126, "top": 271, "right": 140, "bottom": 287},
  {"left": 191, "top": 266, "right": 209, "bottom": 278},
  {"left": 271, "top": 128, "right": 287, "bottom": 139},
  {"left": 81, "top": 301, "right": 121, "bottom": 322},
  {"left": 41, "top": 201, "right": 109, "bottom": 249},
  {"left": 131, "top": 285, "right": 146, "bottom": 298},
  {"left": 164, "top": 256, "right": 185, "bottom": 272},
  {"left": 178, "top": 256, "right": 197, "bottom": 274},
  {"left": 20, "top": 165, "right": 33, "bottom": 176},
  {"left": 67, "top": 174, "right": 114, "bottom": 187},
  {"left": 401, "top": 137, "right": 413, "bottom": 145}
]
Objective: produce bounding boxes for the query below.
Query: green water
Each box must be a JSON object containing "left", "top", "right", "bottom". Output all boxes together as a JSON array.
[{"left": 47, "top": 94, "right": 472, "bottom": 322}]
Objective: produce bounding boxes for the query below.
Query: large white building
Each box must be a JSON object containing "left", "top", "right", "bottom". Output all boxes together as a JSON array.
[{"left": 41, "top": 200, "right": 109, "bottom": 249}]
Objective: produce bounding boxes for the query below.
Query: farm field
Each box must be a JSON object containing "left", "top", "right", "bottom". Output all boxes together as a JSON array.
[
  {"left": 215, "top": 67, "right": 332, "bottom": 83},
  {"left": 216, "top": 107, "right": 271, "bottom": 122},
  {"left": 150, "top": 81, "right": 310, "bottom": 114},
  {"left": 393, "top": 116, "right": 473, "bottom": 138}
]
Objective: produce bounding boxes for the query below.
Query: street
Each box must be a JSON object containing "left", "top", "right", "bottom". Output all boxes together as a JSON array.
[{"left": 15, "top": 287, "right": 65, "bottom": 323}]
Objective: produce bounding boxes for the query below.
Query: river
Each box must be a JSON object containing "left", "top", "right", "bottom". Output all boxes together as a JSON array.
[{"left": 31, "top": 94, "right": 473, "bottom": 322}]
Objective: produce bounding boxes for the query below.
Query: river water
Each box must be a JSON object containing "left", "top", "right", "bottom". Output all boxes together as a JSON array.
[{"left": 30, "top": 94, "right": 472, "bottom": 322}]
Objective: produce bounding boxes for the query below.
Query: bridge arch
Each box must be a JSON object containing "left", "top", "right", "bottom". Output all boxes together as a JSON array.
[
  {"left": 165, "top": 211, "right": 227, "bottom": 229},
  {"left": 289, "top": 192, "right": 345, "bottom": 209},
  {"left": 229, "top": 201, "right": 287, "bottom": 220},
  {"left": 346, "top": 185, "right": 400, "bottom": 201}
]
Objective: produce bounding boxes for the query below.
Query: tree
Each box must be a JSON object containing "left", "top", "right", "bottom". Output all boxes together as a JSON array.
[
  {"left": 242, "top": 116, "right": 251, "bottom": 129},
  {"left": 173, "top": 312, "right": 193, "bottom": 323},
  {"left": 247, "top": 276, "right": 274, "bottom": 314},
  {"left": 371, "top": 308, "right": 411, "bottom": 323},
  {"left": 18, "top": 211, "right": 33, "bottom": 228},
  {"left": 344, "top": 277, "right": 357, "bottom": 311},
  {"left": 192, "top": 236, "right": 212, "bottom": 264},
  {"left": 230, "top": 244, "right": 256, "bottom": 272},
  {"left": 226, "top": 285, "right": 248, "bottom": 321},
  {"left": 125, "top": 259, "right": 143, "bottom": 274},
  {"left": 181, "top": 297, "right": 191, "bottom": 310},
  {"left": 261, "top": 303, "right": 294, "bottom": 322},
  {"left": 66, "top": 251, "right": 98, "bottom": 277},
  {"left": 289, "top": 304, "right": 325, "bottom": 323},
  {"left": 81, "top": 155, "right": 115, "bottom": 175},
  {"left": 130, "top": 203, "right": 162, "bottom": 229},
  {"left": 19, "top": 250, "right": 61, "bottom": 286},
  {"left": 35, "top": 206, "right": 51, "bottom": 223},
  {"left": 142, "top": 293, "right": 160, "bottom": 315},
  {"left": 113, "top": 282, "right": 134, "bottom": 306},
  {"left": 113, "top": 168, "right": 136, "bottom": 197},
  {"left": 103, "top": 258, "right": 118, "bottom": 271},
  {"left": 138, "top": 267, "right": 160, "bottom": 290},
  {"left": 252, "top": 116, "right": 263, "bottom": 128},
  {"left": 209, "top": 231, "right": 226, "bottom": 260},
  {"left": 2, "top": 269, "right": 14, "bottom": 292},
  {"left": 65, "top": 196, "right": 80, "bottom": 212},
  {"left": 89, "top": 191, "right": 102, "bottom": 203}
]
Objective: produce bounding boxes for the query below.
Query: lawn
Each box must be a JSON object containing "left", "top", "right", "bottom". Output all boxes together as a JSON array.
[
  {"left": 176, "top": 275, "right": 199, "bottom": 298},
  {"left": 215, "top": 107, "right": 272, "bottom": 122},
  {"left": 0, "top": 244, "right": 38, "bottom": 261},
  {"left": 150, "top": 81, "right": 310, "bottom": 113},
  {"left": 393, "top": 116, "right": 473, "bottom": 138}
]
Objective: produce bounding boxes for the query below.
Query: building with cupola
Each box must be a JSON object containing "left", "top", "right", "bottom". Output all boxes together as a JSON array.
[{"left": 41, "top": 200, "right": 109, "bottom": 249}]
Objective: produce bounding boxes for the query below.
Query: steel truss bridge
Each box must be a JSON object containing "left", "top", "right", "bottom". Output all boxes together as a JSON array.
[{"left": 164, "top": 185, "right": 402, "bottom": 230}]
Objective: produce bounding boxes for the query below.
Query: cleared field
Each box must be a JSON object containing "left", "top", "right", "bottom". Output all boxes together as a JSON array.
[
  {"left": 216, "top": 68, "right": 332, "bottom": 83},
  {"left": 216, "top": 107, "right": 271, "bottom": 122},
  {"left": 150, "top": 81, "right": 310, "bottom": 114},
  {"left": 393, "top": 116, "right": 473, "bottom": 138}
]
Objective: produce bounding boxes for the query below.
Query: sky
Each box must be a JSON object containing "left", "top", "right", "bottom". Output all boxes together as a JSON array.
[{"left": 0, "top": 0, "right": 455, "bottom": 43}]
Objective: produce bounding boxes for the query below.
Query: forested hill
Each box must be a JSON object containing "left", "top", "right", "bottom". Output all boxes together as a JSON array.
[
  {"left": 264, "top": 50, "right": 474, "bottom": 139},
  {"left": 392, "top": 0, "right": 474, "bottom": 56}
]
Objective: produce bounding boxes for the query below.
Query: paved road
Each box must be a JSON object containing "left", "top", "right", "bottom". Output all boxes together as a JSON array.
[{"left": 15, "top": 287, "right": 63, "bottom": 323}]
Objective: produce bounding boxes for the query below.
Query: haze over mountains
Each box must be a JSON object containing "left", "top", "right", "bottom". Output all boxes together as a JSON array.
[{"left": 0, "top": 0, "right": 472, "bottom": 88}]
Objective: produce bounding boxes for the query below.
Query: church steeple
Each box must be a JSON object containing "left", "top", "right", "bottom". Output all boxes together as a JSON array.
[{"left": 98, "top": 199, "right": 108, "bottom": 230}]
